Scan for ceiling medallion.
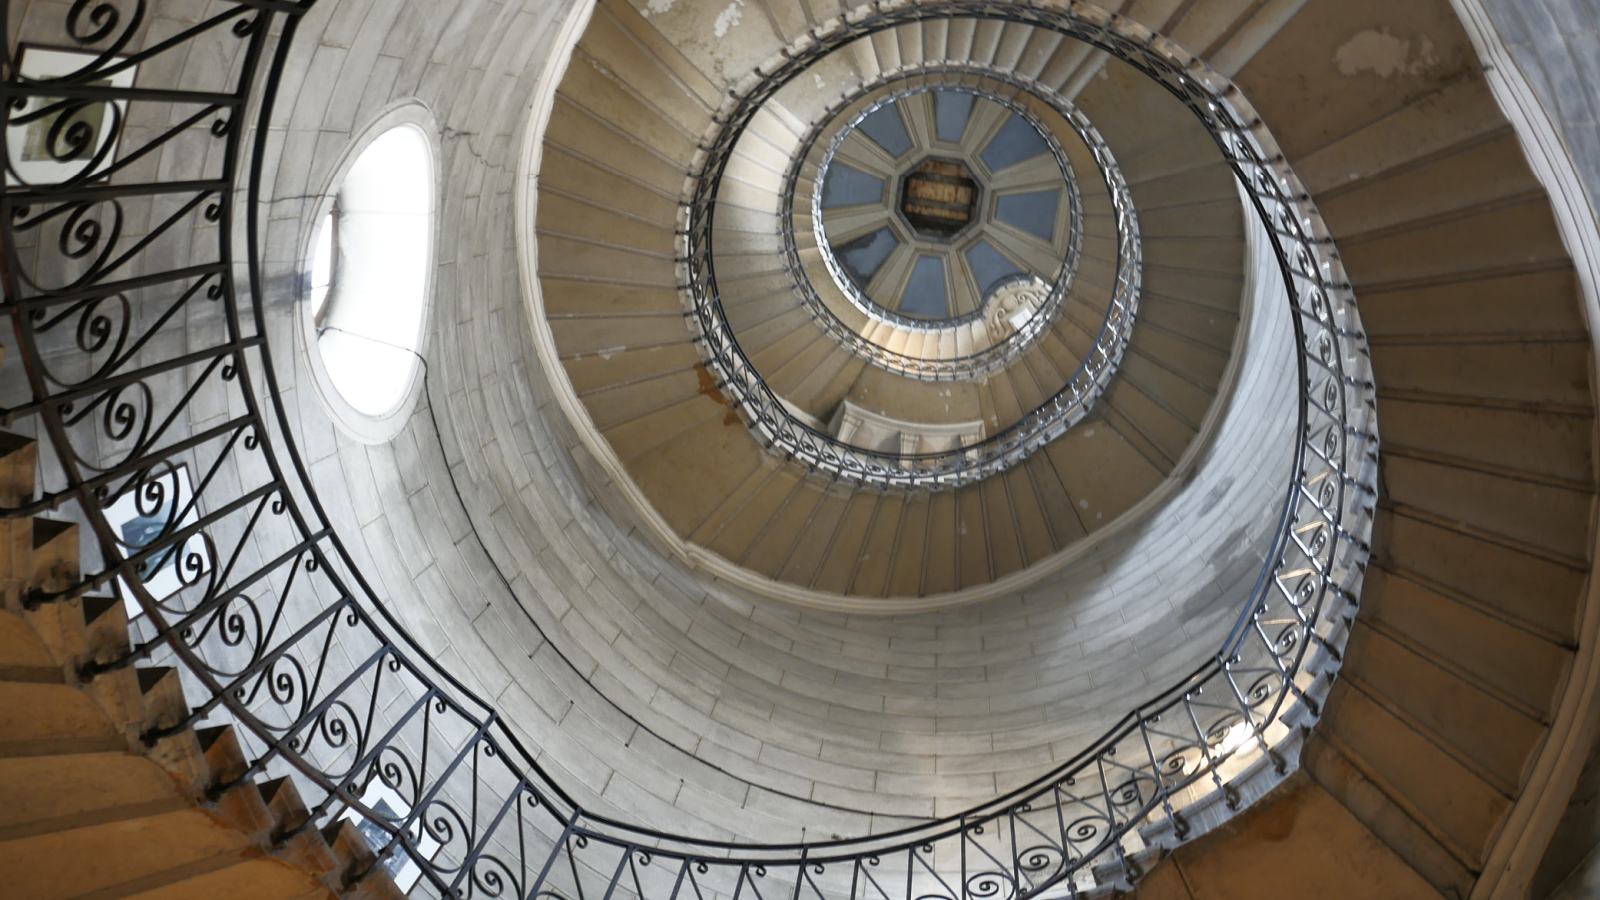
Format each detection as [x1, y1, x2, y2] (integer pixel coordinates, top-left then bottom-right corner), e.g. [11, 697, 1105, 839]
[899, 157, 981, 239]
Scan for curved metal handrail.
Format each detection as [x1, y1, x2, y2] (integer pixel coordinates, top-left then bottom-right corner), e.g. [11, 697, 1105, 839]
[0, 2, 1376, 899]
[697, 63, 1138, 488]
[801, 80, 1082, 344]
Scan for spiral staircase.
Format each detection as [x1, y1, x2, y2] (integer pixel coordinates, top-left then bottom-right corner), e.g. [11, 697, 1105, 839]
[532, 0, 1594, 893]
[2, 0, 1598, 899]
[538, 9, 1247, 596]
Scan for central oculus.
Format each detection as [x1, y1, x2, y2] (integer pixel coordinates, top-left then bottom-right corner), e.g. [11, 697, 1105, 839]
[899, 157, 979, 238]
[811, 86, 1078, 327]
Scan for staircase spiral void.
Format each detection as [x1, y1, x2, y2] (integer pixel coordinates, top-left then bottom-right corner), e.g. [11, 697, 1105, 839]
[0, 0, 1595, 899]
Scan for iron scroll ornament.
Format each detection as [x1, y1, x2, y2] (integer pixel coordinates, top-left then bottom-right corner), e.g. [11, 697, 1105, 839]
[1, 2, 1376, 899]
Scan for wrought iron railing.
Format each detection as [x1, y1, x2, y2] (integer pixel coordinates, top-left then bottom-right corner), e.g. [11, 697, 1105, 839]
[2, 2, 1375, 900]
[695, 63, 1138, 488]
[796, 78, 1085, 357]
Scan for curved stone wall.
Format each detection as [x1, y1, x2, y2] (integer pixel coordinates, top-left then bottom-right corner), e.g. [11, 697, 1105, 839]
[212, 0, 1296, 845]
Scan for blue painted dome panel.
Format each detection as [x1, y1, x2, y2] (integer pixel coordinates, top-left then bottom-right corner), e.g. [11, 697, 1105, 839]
[822, 164, 886, 208]
[900, 256, 949, 318]
[996, 190, 1060, 241]
[837, 226, 899, 286]
[858, 104, 914, 157]
[980, 113, 1050, 172]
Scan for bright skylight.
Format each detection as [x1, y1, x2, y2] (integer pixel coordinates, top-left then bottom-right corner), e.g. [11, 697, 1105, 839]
[313, 126, 432, 418]
[310, 208, 334, 323]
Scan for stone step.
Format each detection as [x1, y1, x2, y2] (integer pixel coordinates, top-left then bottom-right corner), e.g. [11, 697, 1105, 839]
[0, 752, 186, 841]
[763, 329, 843, 397]
[811, 491, 886, 595]
[1320, 674, 1510, 870]
[574, 8, 715, 136]
[0, 681, 126, 757]
[1360, 565, 1568, 717]
[0, 431, 38, 507]
[0, 807, 255, 900]
[774, 488, 855, 588]
[955, 486, 990, 590]
[29, 518, 80, 595]
[0, 608, 61, 683]
[624, 400, 770, 536]
[319, 819, 406, 900]
[260, 777, 342, 882]
[784, 344, 864, 416]
[917, 491, 960, 595]
[982, 474, 1026, 579]
[740, 478, 831, 575]
[1040, 416, 1165, 532]
[703, 466, 808, 565]
[1003, 357, 1049, 413]
[113, 857, 334, 900]
[135, 667, 189, 740]
[1003, 463, 1058, 565]
[852, 491, 909, 596]
[884, 492, 933, 597]
[0, 356, 390, 900]
[1302, 732, 1476, 898]
[1342, 620, 1545, 797]
[1025, 453, 1087, 549]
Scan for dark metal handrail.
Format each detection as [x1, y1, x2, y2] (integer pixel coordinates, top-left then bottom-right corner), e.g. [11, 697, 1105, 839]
[1, 2, 1376, 900]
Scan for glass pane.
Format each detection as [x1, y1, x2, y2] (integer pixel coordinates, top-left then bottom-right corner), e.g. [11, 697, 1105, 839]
[822, 164, 885, 208]
[980, 113, 1050, 171]
[857, 103, 913, 157]
[836, 226, 899, 287]
[934, 90, 975, 144]
[900, 255, 949, 318]
[965, 240, 1023, 294]
[995, 190, 1059, 241]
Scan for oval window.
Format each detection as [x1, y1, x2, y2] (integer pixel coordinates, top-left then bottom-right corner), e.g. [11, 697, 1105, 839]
[314, 125, 432, 416]
[301, 110, 437, 443]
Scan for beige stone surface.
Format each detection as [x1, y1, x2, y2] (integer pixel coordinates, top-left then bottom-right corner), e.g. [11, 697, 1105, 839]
[1132, 774, 1446, 900]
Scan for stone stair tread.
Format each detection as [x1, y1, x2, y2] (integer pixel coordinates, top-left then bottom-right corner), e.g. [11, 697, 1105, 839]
[853, 493, 907, 597]
[0, 807, 255, 900]
[885, 493, 933, 598]
[320, 820, 407, 900]
[776, 490, 854, 588]
[1303, 734, 1477, 898]
[741, 478, 830, 574]
[1343, 621, 1545, 794]
[0, 609, 62, 679]
[115, 857, 334, 900]
[0, 681, 125, 754]
[0, 430, 38, 507]
[981, 477, 1026, 579]
[0, 752, 185, 838]
[1376, 509, 1584, 644]
[1360, 566, 1568, 717]
[1321, 680, 1509, 865]
[812, 493, 883, 595]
